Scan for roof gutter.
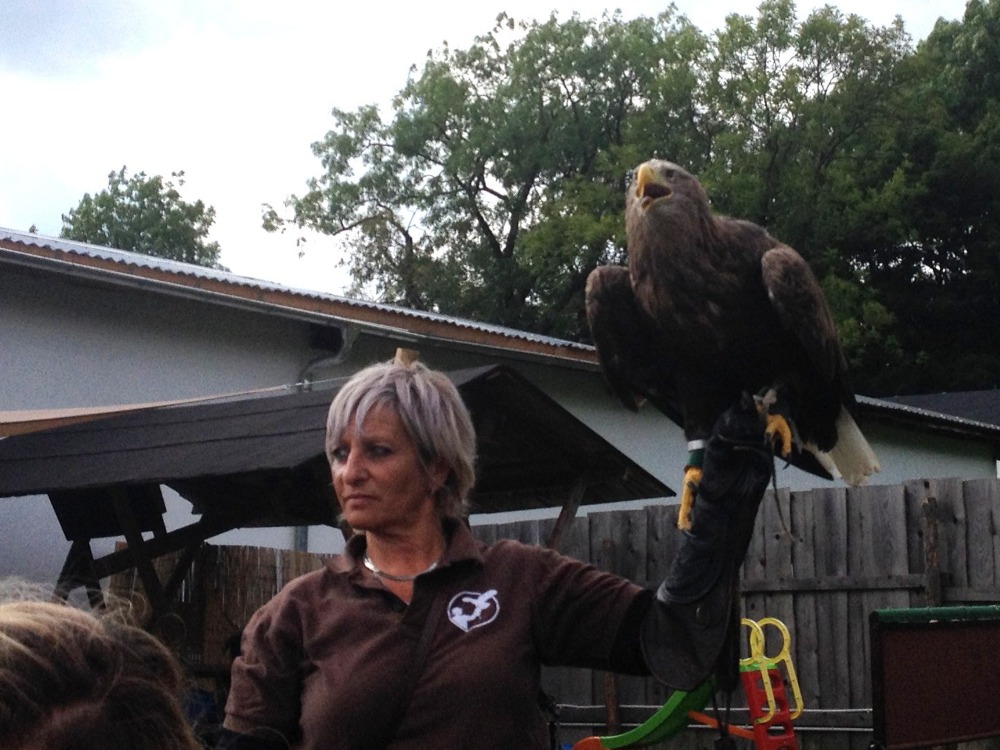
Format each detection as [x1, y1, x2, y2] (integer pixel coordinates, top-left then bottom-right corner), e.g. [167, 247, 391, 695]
[0, 245, 600, 371]
[858, 396, 1000, 441]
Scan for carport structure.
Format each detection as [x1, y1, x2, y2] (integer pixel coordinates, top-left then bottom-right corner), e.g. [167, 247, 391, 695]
[0, 364, 671, 622]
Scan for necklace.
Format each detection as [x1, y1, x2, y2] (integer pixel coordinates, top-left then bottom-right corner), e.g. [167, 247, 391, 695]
[363, 553, 438, 582]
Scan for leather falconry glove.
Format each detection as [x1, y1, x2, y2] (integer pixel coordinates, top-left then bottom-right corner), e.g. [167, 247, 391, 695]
[640, 394, 772, 692]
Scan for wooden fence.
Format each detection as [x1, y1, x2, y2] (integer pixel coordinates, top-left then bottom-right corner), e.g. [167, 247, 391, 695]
[111, 477, 1000, 749]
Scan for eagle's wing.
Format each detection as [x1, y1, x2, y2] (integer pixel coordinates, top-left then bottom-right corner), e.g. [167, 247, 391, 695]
[585, 264, 683, 424]
[760, 244, 847, 392]
[761, 244, 880, 483]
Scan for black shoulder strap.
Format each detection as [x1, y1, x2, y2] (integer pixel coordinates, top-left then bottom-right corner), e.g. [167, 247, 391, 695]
[370, 588, 448, 749]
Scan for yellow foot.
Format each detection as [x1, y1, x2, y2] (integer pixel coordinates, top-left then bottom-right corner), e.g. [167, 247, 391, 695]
[764, 413, 793, 457]
[677, 466, 702, 531]
[755, 389, 795, 457]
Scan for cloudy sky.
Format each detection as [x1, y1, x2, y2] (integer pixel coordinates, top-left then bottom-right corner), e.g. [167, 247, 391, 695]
[1, 0, 969, 296]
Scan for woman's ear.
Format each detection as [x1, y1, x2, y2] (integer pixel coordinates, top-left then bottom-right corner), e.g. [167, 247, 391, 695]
[427, 457, 449, 493]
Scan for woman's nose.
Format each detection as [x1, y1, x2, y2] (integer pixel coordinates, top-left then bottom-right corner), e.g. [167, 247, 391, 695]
[338, 449, 367, 483]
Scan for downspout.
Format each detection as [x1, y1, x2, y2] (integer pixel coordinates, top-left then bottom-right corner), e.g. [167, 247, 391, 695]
[297, 324, 358, 392]
[293, 325, 357, 551]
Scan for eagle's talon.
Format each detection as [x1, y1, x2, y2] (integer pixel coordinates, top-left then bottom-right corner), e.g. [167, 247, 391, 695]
[677, 465, 702, 530]
[764, 413, 793, 457]
[754, 389, 794, 457]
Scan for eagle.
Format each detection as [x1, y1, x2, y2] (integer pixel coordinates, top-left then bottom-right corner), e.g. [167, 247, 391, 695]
[586, 159, 879, 529]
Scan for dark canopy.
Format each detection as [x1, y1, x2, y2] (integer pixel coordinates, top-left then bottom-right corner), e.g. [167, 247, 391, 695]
[0, 365, 671, 540]
[0, 364, 671, 610]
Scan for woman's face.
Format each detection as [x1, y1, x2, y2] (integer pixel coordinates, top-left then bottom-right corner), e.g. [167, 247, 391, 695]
[330, 403, 446, 534]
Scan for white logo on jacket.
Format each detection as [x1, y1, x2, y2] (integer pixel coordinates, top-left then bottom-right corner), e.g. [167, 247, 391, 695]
[447, 589, 499, 632]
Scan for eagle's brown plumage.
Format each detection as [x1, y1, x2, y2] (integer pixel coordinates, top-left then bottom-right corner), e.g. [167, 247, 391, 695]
[586, 159, 878, 516]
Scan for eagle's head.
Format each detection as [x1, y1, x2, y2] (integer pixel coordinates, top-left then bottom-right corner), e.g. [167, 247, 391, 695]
[625, 160, 711, 247]
[632, 160, 675, 210]
[627, 159, 707, 212]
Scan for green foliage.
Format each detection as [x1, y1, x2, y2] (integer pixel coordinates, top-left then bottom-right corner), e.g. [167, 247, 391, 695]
[269, 9, 708, 334]
[62, 167, 224, 269]
[270, 0, 1000, 394]
[843, 0, 1000, 392]
[820, 275, 904, 394]
[698, 2, 914, 268]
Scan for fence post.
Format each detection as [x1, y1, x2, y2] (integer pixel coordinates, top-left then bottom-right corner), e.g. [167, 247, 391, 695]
[922, 496, 943, 607]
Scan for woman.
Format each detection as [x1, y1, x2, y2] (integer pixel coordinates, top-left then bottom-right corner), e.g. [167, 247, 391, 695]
[0, 597, 202, 750]
[222, 357, 770, 749]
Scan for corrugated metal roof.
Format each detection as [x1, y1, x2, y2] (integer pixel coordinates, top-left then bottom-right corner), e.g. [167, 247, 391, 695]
[882, 391, 1000, 428]
[0, 229, 237, 282]
[0, 365, 672, 524]
[858, 394, 1000, 437]
[0, 227, 593, 358]
[3, 227, 999, 440]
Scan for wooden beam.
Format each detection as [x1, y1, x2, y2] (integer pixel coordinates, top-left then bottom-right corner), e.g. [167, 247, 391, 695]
[942, 587, 1000, 603]
[545, 475, 588, 552]
[394, 347, 420, 364]
[111, 487, 168, 622]
[90, 514, 235, 579]
[740, 574, 926, 594]
[161, 542, 203, 603]
[53, 539, 106, 609]
[922, 495, 943, 606]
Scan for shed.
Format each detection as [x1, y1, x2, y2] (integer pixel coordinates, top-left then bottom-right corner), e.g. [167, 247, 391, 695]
[0, 364, 670, 615]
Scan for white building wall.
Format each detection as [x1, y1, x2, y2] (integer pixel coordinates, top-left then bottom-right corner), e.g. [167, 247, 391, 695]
[1, 265, 328, 582]
[2, 261, 997, 586]
[1, 265, 313, 406]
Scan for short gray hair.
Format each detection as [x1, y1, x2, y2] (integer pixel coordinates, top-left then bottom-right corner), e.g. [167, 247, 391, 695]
[326, 359, 477, 520]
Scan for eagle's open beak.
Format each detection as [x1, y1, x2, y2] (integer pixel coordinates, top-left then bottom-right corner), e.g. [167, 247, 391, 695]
[636, 163, 673, 209]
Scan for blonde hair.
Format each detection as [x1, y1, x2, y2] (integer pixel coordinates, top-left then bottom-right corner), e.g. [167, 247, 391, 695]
[326, 359, 477, 519]
[0, 599, 201, 750]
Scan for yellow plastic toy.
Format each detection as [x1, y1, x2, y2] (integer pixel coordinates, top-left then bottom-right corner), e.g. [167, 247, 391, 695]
[570, 617, 802, 750]
[734, 617, 802, 749]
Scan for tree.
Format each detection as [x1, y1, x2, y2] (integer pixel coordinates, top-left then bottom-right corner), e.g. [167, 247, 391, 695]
[691, 0, 916, 394]
[696, 1, 914, 258]
[268, 1, 1000, 394]
[62, 167, 225, 269]
[265, 10, 708, 338]
[268, 5, 909, 343]
[841, 0, 1000, 393]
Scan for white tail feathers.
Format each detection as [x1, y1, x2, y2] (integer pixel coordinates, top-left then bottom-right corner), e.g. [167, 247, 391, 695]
[805, 445, 841, 480]
[819, 408, 880, 485]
